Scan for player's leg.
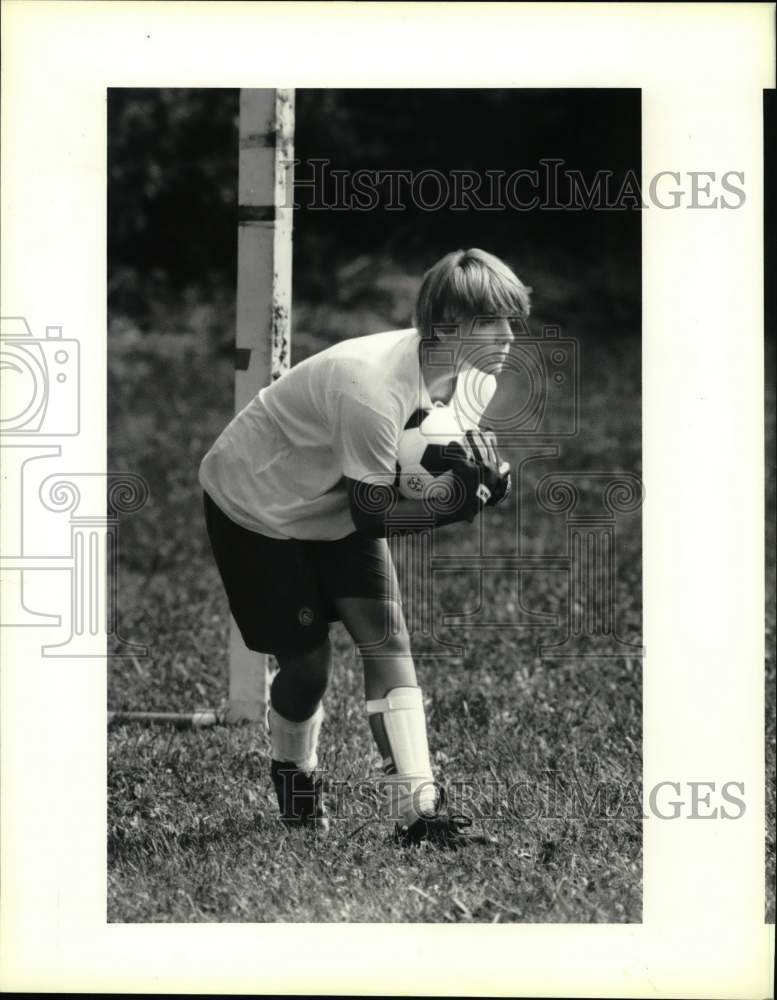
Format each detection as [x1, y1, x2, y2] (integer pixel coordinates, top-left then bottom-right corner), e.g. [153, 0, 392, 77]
[267, 637, 332, 830]
[265, 617, 333, 832]
[272, 637, 332, 723]
[202, 491, 329, 830]
[310, 531, 437, 829]
[333, 593, 438, 824]
[322, 534, 496, 847]
[335, 593, 493, 848]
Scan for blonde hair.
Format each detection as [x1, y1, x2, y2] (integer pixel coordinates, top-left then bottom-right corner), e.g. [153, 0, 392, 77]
[413, 248, 532, 341]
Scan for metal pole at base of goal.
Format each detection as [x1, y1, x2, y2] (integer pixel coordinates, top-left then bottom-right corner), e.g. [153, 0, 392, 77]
[226, 88, 294, 725]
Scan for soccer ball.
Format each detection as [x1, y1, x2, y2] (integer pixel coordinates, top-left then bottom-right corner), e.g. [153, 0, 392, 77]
[395, 365, 499, 501]
[396, 404, 472, 501]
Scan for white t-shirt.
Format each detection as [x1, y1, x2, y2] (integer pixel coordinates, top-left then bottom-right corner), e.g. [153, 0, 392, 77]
[198, 327, 495, 540]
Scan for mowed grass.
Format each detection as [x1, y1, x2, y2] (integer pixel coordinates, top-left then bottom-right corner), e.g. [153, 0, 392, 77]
[107, 300, 644, 922]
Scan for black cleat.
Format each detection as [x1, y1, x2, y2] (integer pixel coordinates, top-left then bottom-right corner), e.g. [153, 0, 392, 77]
[393, 786, 498, 850]
[270, 760, 330, 834]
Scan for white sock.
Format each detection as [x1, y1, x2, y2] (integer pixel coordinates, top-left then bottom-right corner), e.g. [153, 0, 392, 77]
[366, 686, 437, 826]
[268, 703, 323, 773]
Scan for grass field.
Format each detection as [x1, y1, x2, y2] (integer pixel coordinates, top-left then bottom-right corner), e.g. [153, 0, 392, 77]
[107, 262, 650, 923]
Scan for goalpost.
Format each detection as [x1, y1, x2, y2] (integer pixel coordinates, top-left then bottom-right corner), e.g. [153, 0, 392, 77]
[109, 90, 294, 731]
[226, 88, 295, 724]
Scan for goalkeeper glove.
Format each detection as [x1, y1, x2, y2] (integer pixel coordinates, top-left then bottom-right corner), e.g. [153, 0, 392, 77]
[464, 428, 511, 507]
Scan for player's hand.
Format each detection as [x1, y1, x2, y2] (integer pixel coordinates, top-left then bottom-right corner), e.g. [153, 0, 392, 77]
[464, 429, 511, 507]
[436, 443, 481, 522]
[442, 441, 500, 523]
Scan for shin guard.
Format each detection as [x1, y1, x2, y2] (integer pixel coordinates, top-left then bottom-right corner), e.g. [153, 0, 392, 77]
[268, 703, 323, 773]
[366, 686, 436, 825]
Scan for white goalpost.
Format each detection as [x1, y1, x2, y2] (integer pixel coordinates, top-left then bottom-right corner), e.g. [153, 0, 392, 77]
[227, 88, 295, 724]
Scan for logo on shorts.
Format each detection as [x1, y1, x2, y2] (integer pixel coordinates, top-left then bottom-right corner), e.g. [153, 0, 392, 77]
[298, 606, 315, 627]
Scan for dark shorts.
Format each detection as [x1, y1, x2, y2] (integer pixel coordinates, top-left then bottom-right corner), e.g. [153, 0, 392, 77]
[202, 491, 395, 657]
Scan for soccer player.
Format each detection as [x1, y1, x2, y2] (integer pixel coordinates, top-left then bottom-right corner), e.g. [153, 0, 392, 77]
[199, 248, 530, 847]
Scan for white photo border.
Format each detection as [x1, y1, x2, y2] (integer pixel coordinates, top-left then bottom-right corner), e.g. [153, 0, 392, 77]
[1, 1, 774, 995]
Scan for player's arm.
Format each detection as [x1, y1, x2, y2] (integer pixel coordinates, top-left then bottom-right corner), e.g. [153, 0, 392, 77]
[333, 391, 473, 536]
[345, 434, 510, 537]
[345, 473, 481, 538]
[335, 393, 508, 537]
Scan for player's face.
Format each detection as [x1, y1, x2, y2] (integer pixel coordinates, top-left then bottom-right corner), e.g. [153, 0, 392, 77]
[459, 317, 515, 374]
